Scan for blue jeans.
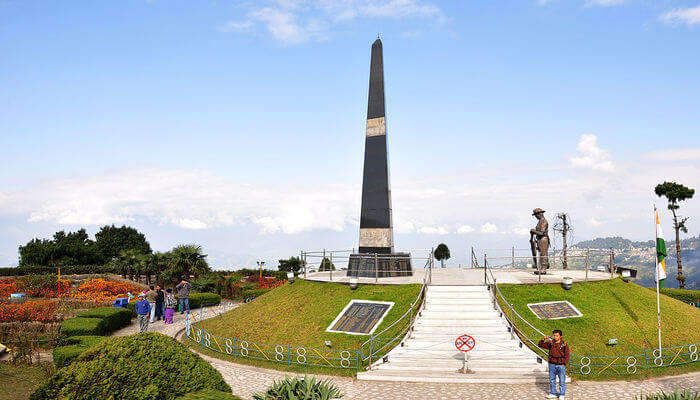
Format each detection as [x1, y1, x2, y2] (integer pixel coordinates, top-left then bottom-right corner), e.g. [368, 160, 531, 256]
[179, 298, 189, 314]
[548, 363, 566, 396]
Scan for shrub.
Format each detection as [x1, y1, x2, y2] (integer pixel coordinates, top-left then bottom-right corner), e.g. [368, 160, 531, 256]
[252, 377, 342, 400]
[240, 288, 271, 300]
[635, 389, 698, 400]
[76, 306, 133, 332]
[176, 389, 243, 400]
[60, 317, 106, 337]
[52, 335, 107, 367]
[191, 274, 219, 294]
[31, 333, 231, 400]
[660, 288, 699, 305]
[188, 293, 221, 309]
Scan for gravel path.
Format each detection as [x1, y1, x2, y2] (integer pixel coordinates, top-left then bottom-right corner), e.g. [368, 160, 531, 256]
[112, 304, 700, 400]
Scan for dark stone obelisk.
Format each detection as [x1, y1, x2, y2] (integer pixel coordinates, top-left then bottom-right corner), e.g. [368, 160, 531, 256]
[359, 38, 393, 254]
[347, 38, 412, 278]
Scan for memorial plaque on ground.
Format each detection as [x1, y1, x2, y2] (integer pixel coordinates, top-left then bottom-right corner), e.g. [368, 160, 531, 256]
[527, 301, 582, 320]
[326, 300, 394, 335]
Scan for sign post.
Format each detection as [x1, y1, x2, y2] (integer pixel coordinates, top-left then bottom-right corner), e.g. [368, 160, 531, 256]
[455, 334, 476, 374]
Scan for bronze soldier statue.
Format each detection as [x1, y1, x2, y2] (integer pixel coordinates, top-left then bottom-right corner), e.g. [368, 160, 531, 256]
[530, 208, 550, 271]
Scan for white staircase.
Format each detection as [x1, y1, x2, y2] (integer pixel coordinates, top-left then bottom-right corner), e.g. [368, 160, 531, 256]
[357, 284, 550, 383]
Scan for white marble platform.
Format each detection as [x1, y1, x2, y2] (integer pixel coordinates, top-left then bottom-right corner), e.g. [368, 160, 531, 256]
[302, 267, 613, 286]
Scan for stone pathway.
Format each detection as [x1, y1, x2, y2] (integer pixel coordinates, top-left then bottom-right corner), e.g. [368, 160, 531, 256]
[113, 304, 700, 400]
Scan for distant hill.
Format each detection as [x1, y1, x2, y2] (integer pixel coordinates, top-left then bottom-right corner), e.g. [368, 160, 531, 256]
[573, 236, 699, 290]
[574, 236, 653, 250]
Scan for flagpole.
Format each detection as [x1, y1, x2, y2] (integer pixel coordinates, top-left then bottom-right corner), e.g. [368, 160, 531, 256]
[654, 205, 662, 356]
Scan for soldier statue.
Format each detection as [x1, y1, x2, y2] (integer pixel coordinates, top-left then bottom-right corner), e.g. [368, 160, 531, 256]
[530, 208, 550, 272]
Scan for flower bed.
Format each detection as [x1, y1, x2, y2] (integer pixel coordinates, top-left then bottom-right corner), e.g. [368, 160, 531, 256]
[0, 299, 61, 323]
[69, 278, 141, 302]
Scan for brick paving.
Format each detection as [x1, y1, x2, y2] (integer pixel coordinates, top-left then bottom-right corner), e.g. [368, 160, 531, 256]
[113, 303, 700, 400]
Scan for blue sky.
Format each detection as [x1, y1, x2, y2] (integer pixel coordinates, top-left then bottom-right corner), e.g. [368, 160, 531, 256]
[1, 0, 699, 268]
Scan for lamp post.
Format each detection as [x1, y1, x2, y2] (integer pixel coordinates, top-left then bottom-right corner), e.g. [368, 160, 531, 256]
[257, 261, 265, 283]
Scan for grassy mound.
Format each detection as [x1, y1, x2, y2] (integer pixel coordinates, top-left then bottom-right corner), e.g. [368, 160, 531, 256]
[52, 335, 107, 367]
[497, 278, 700, 380]
[189, 279, 421, 375]
[32, 333, 231, 400]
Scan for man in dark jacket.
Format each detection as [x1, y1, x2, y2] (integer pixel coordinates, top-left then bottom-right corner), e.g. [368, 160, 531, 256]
[538, 329, 570, 399]
[155, 285, 165, 321]
[175, 280, 191, 314]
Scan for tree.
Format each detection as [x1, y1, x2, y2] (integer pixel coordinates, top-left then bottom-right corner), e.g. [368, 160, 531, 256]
[110, 249, 146, 282]
[95, 225, 152, 263]
[655, 181, 695, 289]
[19, 229, 101, 267]
[278, 257, 305, 274]
[434, 243, 450, 268]
[318, 257, 335, 271]
[553, 213, 573, 269]
[164, 244, 210, 282]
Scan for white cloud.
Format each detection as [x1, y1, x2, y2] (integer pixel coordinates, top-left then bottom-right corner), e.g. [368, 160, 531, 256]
[588, 217, 602, 227]
[217, 20, 254, 32]
[660, 6, 700, 26]
[480, 222, 498, 233]
[248, 7, 312, 45]
[1, 168, 357, 234]
[510, 227, 531, 236]
[584, 0, 626, 7]
[219, 0, 445, 44]
[644, 148, 700, 162]
[178, 218, 208, 230]
[457, 225, 475, 234]
[570, 134, 616, 172]
[418, 226, 450, 235]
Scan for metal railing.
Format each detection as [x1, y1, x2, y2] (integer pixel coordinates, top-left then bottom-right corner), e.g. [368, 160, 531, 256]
[299, 248, 432, 283]
[185, 254, 433, 371]
[477, 251, 700, 375]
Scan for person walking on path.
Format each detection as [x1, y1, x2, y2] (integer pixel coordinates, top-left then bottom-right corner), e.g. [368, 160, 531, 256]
[538, 329, 570, 400]
[146, 285, 158, 323]
[155, 285, 165, 321]
[175, 280, 191, 314]
[135, 293, 151, 333]
[164, 288, 176, 324]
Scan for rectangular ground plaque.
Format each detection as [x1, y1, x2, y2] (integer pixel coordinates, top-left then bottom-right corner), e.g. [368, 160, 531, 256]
[527, 301, 582, 320]
[326, 300, 394, 335]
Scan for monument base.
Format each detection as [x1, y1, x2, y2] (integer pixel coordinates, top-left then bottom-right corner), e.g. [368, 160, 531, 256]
[347, 253, 413, 278]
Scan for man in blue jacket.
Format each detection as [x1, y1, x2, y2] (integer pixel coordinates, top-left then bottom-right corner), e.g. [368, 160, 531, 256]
[135, 293, 151, 333]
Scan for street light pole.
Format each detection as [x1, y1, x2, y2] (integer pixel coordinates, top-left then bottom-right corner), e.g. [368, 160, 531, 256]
[257, 261, 265, 283]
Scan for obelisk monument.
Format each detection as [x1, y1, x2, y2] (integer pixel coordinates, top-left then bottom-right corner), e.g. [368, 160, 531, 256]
[359, 38, 393, 254]
[348, 38, 412, 278]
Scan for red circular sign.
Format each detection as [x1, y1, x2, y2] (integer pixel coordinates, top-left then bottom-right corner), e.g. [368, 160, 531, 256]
[455, 334, 476, 352]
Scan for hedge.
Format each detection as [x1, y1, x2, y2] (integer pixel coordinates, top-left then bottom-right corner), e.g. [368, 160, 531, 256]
[52, 336, 107, 367]
[76, 307, 133, 332]
[660, 288, 699, 305]
[60, 317, 106, 337]
[187, 293, 221, 309]
[31, 333, 231, 400]
[176, 389, 243, 400]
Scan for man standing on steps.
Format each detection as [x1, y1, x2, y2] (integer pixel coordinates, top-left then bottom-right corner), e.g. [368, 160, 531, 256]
[176, 279, 191, 315]
[538, 329, 570, 400]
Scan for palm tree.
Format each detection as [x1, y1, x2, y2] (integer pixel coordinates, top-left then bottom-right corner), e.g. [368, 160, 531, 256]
[111, 249, 146, 282]
[168, 244, 210, 281]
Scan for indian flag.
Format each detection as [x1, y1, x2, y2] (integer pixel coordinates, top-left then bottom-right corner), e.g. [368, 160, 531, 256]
[655, 210, 667, 288]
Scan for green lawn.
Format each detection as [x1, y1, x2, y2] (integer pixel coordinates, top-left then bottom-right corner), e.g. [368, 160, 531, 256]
[496, 278, 700, 380]
[0, 363, 53, 400]
[185, 279, 422, 376]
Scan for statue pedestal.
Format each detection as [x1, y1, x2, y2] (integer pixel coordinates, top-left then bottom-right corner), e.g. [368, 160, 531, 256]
[347, 253, 413, 278]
